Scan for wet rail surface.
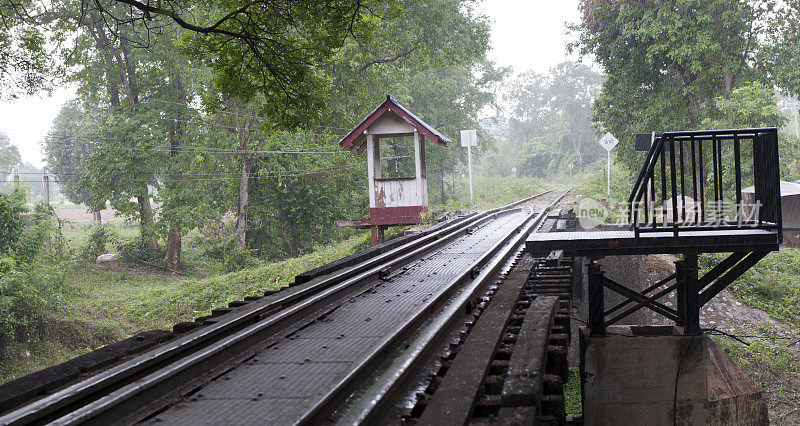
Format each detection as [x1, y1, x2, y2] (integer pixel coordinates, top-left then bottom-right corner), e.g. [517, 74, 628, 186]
[0, 190, 569, 426]
[145, 210, 533, 425]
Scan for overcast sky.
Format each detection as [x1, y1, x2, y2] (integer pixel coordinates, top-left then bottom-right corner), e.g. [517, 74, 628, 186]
[0, 0, 583, 167]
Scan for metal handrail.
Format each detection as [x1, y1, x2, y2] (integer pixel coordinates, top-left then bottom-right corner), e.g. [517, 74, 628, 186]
[627, 128, 781, 240]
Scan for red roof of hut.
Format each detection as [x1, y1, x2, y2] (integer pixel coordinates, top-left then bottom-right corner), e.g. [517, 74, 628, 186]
[338, 95, 451, 152]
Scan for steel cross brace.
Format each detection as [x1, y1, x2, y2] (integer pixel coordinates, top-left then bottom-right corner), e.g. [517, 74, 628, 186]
[587, 251, 769, 336]
[602, 276, 680, 322]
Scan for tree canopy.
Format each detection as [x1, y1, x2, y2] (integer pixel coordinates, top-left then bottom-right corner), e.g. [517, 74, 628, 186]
[26, 0, 498, 266]
[572, 0, 783, 171]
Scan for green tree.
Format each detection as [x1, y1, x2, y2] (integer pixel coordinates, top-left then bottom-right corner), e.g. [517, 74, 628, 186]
[572, 0, 776, 171]
[767, 1, 800, 97]
[704, 82, 785, 129]
[315, 0, 503, 205]
[494, 62, 604, 177]
[43, 101, 103, 218]
[0, 2, 56, 99]
[2, 0, 390, 124]
[0, 133, 21, 180]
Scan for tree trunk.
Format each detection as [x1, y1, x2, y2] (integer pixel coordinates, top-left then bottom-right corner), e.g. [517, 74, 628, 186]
[164, 225, 181, 271]
[440, 168, 446, 204]
[236, 155, 253, 250]
[93, 210, 102, 223]
[724, 72, 735, 94]
[229, 98, 257, 251]
[138, 187, 159, 253]
[573, 135, 583, 165]
[161, 66, 188, 269]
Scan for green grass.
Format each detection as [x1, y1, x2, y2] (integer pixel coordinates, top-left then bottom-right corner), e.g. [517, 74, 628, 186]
[564, 366, 582, 416]
[0, 228, 373, 384]
[713, 328, 800, 424]
[701, 248, 800, 326]
[429, 174, 552, 213]
[571, 161, 633, 205]
[64, 231, 373, 334]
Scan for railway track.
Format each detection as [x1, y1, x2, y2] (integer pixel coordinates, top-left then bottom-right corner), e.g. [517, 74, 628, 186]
[0, 189, 570, 426]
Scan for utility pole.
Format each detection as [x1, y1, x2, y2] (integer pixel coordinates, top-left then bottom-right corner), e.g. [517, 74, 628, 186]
[793, 96, 799, 138]
[43, 173, 51, 253]
[43, 174, 50, 204]
[460, 130, 477, 203]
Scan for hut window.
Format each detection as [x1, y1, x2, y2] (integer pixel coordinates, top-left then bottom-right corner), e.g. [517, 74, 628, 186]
[379, 135, 416, 178]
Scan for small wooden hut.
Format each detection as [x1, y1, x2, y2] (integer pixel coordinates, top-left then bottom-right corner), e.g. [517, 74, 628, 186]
[335, 95, 451, 245]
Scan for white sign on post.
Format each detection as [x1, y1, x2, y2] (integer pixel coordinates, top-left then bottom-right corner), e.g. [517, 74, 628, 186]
[598, 132, 619, 152]
[460, 130, 477, 147]
[597, 132, 619, 196]
[460, 130, 478, 202]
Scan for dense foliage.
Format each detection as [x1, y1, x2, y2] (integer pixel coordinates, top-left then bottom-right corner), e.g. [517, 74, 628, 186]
[572, 0, 787, 173]
[0, 189, 64, 352]
[7, 0, 498, 268]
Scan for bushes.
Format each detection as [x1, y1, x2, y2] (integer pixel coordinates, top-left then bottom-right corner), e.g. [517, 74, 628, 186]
[0, 190, 27, 255]
[117, 237, 164, 264]
[80, 225, 115, 260]
[0, 258, 65, 347]
[183, 221, 260, 273]
[0, 191, 66, 352]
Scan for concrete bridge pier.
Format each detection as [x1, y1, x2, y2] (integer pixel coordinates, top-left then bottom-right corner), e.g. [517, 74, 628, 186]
[579, 325, 768, 425]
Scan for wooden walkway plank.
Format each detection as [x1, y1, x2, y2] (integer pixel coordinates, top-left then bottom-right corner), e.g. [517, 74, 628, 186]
[416, 256, 534, 426]
[501, 296, 558, 408]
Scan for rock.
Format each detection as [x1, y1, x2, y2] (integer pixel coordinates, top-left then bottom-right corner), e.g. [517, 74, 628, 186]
[96, 253, 120, 265]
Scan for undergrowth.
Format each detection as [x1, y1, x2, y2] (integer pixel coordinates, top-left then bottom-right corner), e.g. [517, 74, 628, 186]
[564, 366, 582, 416]
[0, 231, 372, 384]
[700, 248, 800, 326]
[713, 326, 800, 425]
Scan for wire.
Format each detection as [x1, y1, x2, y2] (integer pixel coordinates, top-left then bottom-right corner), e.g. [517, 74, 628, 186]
[5, 131, 349, 155]
[148, 98, 357, 132]
[673, 330, 703, 426]
[705, 329, 795, 342]
[570, 316, 589, 326]
[705, 328, 751, 346]
[4, 165, 363, 183]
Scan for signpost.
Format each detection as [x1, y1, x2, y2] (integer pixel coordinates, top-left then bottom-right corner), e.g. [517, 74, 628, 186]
[460, 130, 477, 202]
[598, 132, 619, 196]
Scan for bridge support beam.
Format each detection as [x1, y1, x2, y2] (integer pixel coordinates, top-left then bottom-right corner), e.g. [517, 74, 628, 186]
[587, 261, 605, 335]
[676, 254, 700, 335]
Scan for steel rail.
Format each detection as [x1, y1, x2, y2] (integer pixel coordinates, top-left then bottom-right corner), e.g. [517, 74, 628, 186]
[335, 188, 571, 425]
[0, 190, 554, 426]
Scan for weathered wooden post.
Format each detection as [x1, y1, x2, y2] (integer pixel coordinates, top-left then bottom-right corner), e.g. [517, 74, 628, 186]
[43, 174, 51, 253]
[43, 174, 50, 204]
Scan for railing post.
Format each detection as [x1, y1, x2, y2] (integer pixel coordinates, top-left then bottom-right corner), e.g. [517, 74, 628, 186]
[675, 259, 685, 328]
[753, 129, 782, 241]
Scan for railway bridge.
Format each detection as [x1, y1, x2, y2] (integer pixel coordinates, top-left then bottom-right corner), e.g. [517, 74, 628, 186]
[0, 127, 782, 425]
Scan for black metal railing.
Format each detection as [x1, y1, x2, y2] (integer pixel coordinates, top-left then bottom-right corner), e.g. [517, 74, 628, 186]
[627, 128, 781, 239]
